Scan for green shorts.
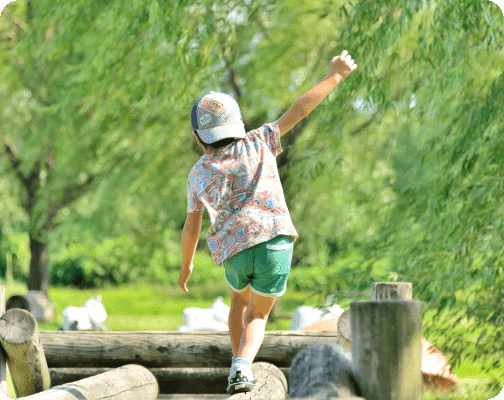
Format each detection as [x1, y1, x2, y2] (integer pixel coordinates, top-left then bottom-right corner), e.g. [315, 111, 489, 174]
[222, 235, 294, 297]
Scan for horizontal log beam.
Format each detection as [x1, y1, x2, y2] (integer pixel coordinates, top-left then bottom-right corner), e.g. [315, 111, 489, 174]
[50, 366, 291, 394]
[39, 331, 337, 368]
[18, 364, 158, 400]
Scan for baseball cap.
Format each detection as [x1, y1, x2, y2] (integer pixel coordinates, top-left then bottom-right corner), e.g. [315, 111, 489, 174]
[191, 91, 246, 144]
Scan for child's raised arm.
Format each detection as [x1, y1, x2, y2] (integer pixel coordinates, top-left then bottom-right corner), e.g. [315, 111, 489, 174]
[277, 50, 357, 137]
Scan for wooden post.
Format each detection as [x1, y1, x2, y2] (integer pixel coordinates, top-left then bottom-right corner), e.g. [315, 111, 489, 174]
[17, 364, 158, 400]
[0, 308, 51, 397]
[351, 300, 423, 400]
[289, 343, 361, 399]
[0, 286, 6, 397]
[38, 331, 338, 368]
[371, 282, 412, 301]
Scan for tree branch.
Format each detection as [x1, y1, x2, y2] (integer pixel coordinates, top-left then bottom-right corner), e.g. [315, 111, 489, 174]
[47, 175, 96, 218]
[3, 138, 29, 187]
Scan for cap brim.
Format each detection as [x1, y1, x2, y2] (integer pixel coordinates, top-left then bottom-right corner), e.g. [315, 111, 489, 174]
[197, 122, 246, 144]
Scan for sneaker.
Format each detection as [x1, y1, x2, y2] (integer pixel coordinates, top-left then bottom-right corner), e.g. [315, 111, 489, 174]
[226, 368, 258, 395]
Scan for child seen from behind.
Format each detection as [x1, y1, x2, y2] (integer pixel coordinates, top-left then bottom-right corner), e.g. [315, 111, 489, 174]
[180, 50, 357, 395]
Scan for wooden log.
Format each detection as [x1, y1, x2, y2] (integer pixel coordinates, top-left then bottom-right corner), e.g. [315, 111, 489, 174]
[6, 291, 54, 321]
[39, 330, 338, 368]
[337, 309, 351, 352]
[49, 366, 291, 394]
[227, 362, 287, 400]
[351, 300, 423, 400]
[18, 364, 158, 400]
[371, 282, 412, 301]
[289, 343, 361, 399]
[0, 286, 7, 397]
[337, 282, 412, 354]
[0, 308, 51, 397]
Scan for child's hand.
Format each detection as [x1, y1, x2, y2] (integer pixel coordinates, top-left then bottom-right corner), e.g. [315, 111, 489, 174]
[178, 263, 194, 293]
[330, 50, 357, 79]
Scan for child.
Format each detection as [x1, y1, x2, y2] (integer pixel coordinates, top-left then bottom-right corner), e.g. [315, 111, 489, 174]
[179, 50, 357, 395]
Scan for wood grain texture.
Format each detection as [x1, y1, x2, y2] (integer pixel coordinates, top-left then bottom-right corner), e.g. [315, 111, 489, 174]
[39, 331, 338, 368]
[19, 364, 158, 400]
[289, 343, 360, 399]
[371, 282, 412, 301]
[0, 308, 51, 397]
[49, 366, 291, 394]
[227, 362, 287, 400]
[351, 301, 422, 400]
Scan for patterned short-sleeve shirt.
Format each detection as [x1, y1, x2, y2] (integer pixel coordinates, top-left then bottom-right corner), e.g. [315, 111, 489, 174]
[187, 120, 298, 265]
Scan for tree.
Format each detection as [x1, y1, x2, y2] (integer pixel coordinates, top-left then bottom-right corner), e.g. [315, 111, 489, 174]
[0, 0, 244, 292]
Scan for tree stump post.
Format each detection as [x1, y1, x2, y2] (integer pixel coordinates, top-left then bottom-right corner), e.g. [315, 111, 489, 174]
[0, 308, 51, 397]
[371, 282, 412, 301]
[351, 300, 423, 400]
[0, 286, 7, 397]
[17, 364, 158, 400]
[227, 362, 287, 400]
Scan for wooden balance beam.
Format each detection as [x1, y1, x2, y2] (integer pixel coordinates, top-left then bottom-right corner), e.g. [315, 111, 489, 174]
[49, 366, 291, 394]
[39, 330, 338, 368]
[17, 364, 158, 400]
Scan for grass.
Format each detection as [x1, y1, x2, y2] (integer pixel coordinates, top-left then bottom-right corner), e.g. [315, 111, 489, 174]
[0, 278, 502, 399]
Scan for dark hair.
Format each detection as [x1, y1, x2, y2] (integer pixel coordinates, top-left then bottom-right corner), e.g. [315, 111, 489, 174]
[194, 130, 237, 151]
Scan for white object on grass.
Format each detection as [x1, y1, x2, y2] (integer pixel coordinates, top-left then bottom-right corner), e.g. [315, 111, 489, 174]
[177, 296, 230, 331]
[62, 295, 108, 331]
[290, 296, 344, 331]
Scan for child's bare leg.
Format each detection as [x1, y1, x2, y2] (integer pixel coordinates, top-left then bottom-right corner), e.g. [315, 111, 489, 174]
[237, 291, 277, 363]
[229, 286, 251, 358]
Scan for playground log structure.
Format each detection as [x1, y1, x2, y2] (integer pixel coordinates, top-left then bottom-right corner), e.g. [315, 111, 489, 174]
[0, 283, 423, 400]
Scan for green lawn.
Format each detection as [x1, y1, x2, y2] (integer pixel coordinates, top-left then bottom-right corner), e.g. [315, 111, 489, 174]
[0, 279, 502, 399]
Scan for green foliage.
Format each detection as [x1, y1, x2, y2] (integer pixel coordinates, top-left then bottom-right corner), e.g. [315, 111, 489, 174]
[1, 0, 504, 375]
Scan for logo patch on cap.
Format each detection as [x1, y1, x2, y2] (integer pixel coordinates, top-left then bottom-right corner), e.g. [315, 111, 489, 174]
[199, 114, 213, 126]
[198, 97, 223, 116]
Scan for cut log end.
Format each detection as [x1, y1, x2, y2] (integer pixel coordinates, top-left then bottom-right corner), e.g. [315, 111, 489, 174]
[371, 282, 412, 301]
[227, 362, 287, 400]
[0, 308, 38, 344]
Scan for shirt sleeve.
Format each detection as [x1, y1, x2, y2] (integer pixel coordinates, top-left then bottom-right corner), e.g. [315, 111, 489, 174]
[187, 168, 204, 213]
[246, 120, 283, 157]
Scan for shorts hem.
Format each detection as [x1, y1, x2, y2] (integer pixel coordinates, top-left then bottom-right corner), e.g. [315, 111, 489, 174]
[250, 285, 286, 297]
[227, 281, 251, 293]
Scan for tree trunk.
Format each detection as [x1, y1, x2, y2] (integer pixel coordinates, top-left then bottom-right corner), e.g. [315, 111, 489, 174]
[28, 233, 50, 294]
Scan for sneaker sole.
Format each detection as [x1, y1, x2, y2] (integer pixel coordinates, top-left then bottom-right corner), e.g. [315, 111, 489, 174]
[227, 380, 254, 395]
